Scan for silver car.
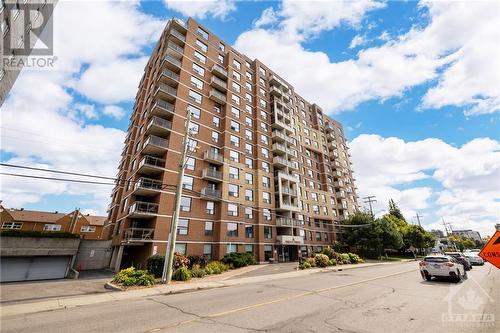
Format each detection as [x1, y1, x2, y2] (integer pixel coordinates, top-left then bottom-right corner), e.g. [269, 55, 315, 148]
[464, 253, 484, 265]
[419, 255, 467, 282]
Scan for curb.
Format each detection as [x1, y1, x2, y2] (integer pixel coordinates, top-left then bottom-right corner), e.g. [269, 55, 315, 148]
[104, 282, 124, 291]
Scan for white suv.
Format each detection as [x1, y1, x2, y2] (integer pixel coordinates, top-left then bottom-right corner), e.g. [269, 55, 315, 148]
[419, 255, 467, 282]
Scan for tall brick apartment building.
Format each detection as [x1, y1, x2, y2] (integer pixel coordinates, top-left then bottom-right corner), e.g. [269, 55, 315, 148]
[106, 18, 358, 271]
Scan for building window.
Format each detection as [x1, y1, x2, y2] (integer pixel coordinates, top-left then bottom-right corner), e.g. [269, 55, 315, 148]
[245, 143, 253, 155]
[245, 225, 254, 238]
[204, 221, 213, 236]
[182, 175, 194, 190]
[264, 245, 273, 260]
[245, 129, 252, 140]
[219, 42, 225, 52]
[175, 243, 187, 255]
[245, 172, 253, 185]
[232, 94, 240, 105]
[245, 189, 253, 201]
[227, 244, 237, 253]
[315, 232, 321, 241]
[228, 203, 238, 216]
[245, 207, 253, 219]
[262, 162, 270, 172]
[2, 222, 22, 229]
[230, 150, 239, 163]
[213, 116, 220, 127]
[197, 27, 209, 39]
[227, 222, 238, 236]
[232, 81, 241, 93]
[194, 50, 206, 64]
[231, 106, 240, 118]
[190, 76, 203, 89]
[80, 226, 96, 233]
[263, 209, 271, 220]
[203, 244, 212, 259]
[230, 134, 240, 147]
[230, 120, 240, 132]
[177, 219, 189, 235]
[180, 196, 191, 212]
[228, 184, 239, 197]
[233, 59, 241, 70]
[229, 166, 239, 179]
[263, 192, 271, 204]
[186, 157, 195, 171]
[245, 244, 254, 253]
[261, 148, 269, 158]
[264, 226, 272, 239]
[262, 176, 270, 187]
[206, 201, 215, 215]
[245, 157, 253, 168]
[212, 131, 219, 143]
[186, 105, 200, 119]
[196, 39, 208, 52]
[44, 224, 61, 231]
[192, 63, 205, 76]
[189, 90, 202, 104]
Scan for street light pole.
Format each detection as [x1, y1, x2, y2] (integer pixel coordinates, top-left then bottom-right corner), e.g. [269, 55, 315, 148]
[162, 110, 192, 284]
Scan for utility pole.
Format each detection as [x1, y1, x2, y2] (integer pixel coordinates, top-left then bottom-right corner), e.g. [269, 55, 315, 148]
[362, 196, 377, 217]
[414, 213, 423, 227]
[162, 110, 192, 284]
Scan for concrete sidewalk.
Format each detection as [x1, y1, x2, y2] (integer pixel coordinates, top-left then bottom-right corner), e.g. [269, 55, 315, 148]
[0, 260, 415, 318]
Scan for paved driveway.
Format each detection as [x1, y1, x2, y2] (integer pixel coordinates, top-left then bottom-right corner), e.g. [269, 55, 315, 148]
[0, 269, 114, 304]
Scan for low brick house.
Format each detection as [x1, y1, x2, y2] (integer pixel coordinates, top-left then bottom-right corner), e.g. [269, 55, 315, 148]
[0, 205, 107, 239]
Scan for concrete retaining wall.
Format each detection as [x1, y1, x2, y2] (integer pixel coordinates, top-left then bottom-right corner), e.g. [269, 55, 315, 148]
[0, 237, 81, 256]
[75, 239, 112, 270]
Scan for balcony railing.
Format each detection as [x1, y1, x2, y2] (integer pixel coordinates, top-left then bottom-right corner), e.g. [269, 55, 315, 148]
[204, 150, 224, 164]
[138, 156, 165, 172]
[167, 42, 184, 55]
[147, 116, 172, 133]
[161, 68, 180, 82]
[164, 54, 182, 69]
[151, 99, 175, 117]
[276, 235, 304, 245]
[124, 228, 154, 242]
[209, 89, 227, 104]
[276, 217, 301, 227]
[211, 64, 227, 79]
[156, 83, 177, 98]
[210, 76, 227, 91]
[128, 201, 159, 215]
[201, 188, 222, 200]
[134, 178, 163, 192]
[281, 187, 297, 196]
[143, 135, 168, 149]
[170, 29, 186, 42]
[202, 168, 223, 181]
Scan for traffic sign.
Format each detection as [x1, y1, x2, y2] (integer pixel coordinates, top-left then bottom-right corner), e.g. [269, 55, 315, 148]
[479, 231, 500, 269]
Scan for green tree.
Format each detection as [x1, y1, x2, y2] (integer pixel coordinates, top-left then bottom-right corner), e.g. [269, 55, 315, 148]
[402, 225, 436, 250]
[377, 215, 404, 253]
[388, 199, 405, 221]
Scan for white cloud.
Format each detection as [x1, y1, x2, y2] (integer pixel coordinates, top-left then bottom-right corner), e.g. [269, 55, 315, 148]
[350, 134, 500, 236]
[0, 0, 163, 214]
[72, 57, 148, 104]
[349, 34, 367, 49]
[234, 1, 500, 115]
[163, 0, 236, 19]
[103, 105, 126, 120]
[254, 7, 277, 28]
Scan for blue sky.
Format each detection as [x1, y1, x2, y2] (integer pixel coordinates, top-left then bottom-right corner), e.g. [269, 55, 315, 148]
[1, 0, 498, 236]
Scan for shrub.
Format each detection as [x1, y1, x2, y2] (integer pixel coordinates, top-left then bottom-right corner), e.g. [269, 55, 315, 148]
[303, 261, 311, 269]
[338, 253, 351, 264]
[173, 252, 190, 270]
[190, 264, 206, 278]
[348, 253, 364, 264]
[222, 252, 256, 268]
[205, 261, 229, 275]
[314, 253, 330, 267]
[322, 247, 337, 260]
[172, 266, 191, 281]
[188, 255, 208, 269]
[305, 257, 316, 267]
[147, 255, 165, 278]
[328, 259, 337, 266]
[113, 267, 155, 287]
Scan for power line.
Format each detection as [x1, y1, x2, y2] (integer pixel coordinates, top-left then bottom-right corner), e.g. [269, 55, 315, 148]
[0, 172, 116, 186]
[0, 163, 117, 181]
[362, 195, 377, 217]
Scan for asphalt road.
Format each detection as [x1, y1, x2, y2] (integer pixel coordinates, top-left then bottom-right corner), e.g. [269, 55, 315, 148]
[1, 261, 498, 333]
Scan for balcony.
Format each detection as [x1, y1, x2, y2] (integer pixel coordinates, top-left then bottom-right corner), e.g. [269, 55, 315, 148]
[164, 54, 182, 72]
[201, 188, 222, 201]
[272, 143, 287, 155]
[273, 156, 288, 169]
[326, 123, 335, 132]
[202, 168, 223, 182]
[203, 150, 224, 165]
[211, 64, 228, 79]
[137, 156, 165, 175]
[169, 29, 186, 44]
[272, 130, 286, 142]
[154, 83, 177, 102]
[277, 200, 300, 212]
[133, 178, 163, 196]
[171, 18, 187, 32]
[123, 228, 154, 242]
[272, 118, 293, 133]
[209, 89, 227, 104]
[151, 99, 175, 118]
[276, 217, 301, 227]
[276, 235, 304, 245]
[159, 68, 180, 86]
[269, 74, 286, 87]
[270, 86, 282, 97]
[128, 201, 158, 218]
[142, 135, 168, 155]
[145, 116, 172, 136]
[210, 76, 227, 92]
[166, 42, 184, 58]
[281, 187, 297, 196]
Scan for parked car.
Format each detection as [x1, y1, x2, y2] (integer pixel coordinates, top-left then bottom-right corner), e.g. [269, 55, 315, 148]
[445, 252, 472, 271]
[419, 255, 467, 282]
[464, 253, 484, 266]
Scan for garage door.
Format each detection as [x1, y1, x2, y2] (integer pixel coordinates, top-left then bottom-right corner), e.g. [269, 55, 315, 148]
[0, 256, 70, 282]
